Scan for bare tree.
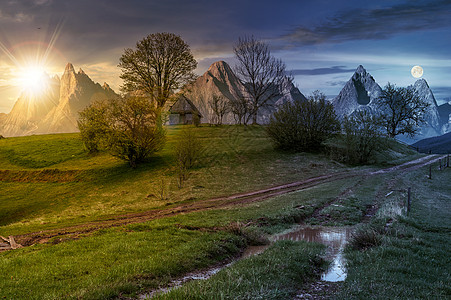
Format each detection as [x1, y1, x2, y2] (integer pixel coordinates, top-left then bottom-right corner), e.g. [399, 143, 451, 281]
[234, 36, 291, 124]
[209, 94, 229, 125]
[229, 96, 251, 125]
[378, 82, 429, 138]
[118, 32, 197, 109]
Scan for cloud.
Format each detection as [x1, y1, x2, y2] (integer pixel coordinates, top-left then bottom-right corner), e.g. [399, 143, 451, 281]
[281, 0, 451, 45]
[326, 80, 348, 87]
[289, 66, 354, 76]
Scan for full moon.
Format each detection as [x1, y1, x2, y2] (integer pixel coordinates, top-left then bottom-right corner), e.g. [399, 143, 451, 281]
[411, 65, 423, 78]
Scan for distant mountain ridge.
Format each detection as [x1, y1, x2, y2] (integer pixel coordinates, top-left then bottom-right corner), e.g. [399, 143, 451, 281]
[411, 131, 451, 154]
[0, 63, 118, 137]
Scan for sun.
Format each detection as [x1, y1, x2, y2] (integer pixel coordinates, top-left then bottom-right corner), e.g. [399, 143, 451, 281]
[18, 65, 50, 95]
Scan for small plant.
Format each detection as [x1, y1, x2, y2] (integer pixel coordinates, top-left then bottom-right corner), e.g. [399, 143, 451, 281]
[349, 225, 383, 250]
[0, 135, 5, 139]
[154, 177, 168, 201]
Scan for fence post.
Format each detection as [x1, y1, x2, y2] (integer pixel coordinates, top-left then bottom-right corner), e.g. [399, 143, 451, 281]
[429, 165, 432, 179]
[439, 159, 442, 170]
[407, 187, 411, 215]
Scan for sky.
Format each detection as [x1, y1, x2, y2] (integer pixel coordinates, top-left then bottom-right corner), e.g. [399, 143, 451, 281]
[0, 0, 451, 113]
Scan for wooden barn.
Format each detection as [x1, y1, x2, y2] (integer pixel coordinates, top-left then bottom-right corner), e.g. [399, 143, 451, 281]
[168, 95, 202, 125]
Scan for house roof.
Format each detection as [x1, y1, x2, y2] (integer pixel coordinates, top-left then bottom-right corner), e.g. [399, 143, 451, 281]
[169, 95, 202, 117]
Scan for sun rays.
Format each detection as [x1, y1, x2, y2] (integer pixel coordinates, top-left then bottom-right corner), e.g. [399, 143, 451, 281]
[0, 20, 65, 98]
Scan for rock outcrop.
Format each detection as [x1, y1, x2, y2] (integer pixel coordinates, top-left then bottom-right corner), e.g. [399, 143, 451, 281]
[182, 61, 306, 124]
[0, 63, 118, 136]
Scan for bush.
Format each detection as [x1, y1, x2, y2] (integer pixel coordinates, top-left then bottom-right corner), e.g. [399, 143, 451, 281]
[78, 100, 110, 153]
[342, 110, 386, 164]
[174, 128, 203, 187]
[266, 91, 339, 152]
[78, 96, 166, 167]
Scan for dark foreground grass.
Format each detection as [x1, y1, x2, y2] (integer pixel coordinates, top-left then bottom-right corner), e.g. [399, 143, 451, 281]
[338, 167, 451, 299]
[152, 240, 326, 300]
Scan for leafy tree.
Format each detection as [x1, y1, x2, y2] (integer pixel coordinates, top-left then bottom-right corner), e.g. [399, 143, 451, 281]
[266, 91, 340, 152]
[209, 94, 230, 125]
[118, 32, 197, 109]
[378, 82, 429, 138]
[342, 110, 385, 164]
[234, 36, 291, 124]
[78, 96, 165, 167]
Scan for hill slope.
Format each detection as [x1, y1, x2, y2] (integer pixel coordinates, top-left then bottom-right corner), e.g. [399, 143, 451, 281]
[412, 131, 451, 153]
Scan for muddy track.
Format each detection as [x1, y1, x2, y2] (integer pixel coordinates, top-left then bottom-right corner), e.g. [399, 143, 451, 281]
[6, 154, 446, 249]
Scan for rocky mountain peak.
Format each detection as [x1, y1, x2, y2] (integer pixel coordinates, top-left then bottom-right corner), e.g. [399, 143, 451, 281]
[206, 61, 236, 82]
[78, 68, 86, 75]
[413, 78, 430, 91]
[355, 65, 367, 75]
[332, 65, 382, 117]
[64, 63, 75, 75]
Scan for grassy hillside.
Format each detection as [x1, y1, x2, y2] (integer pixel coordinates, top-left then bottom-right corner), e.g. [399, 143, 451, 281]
[0, 125, 424, 299]
[0, 125, 360, 235]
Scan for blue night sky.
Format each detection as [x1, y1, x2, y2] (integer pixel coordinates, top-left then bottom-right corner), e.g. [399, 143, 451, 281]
[0, 0, 450, 113]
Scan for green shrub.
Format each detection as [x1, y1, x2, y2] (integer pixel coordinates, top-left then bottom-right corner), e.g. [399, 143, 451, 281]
[266, 91, 339, 152]
[342, 110, 386, 164]
[78, 96, 166, 167]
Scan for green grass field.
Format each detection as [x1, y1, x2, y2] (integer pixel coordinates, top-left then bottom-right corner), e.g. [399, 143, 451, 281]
[2, 125, 442, 299]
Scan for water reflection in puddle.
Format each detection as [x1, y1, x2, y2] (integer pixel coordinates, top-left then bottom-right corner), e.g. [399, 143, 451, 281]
[242, 226, 353, 282]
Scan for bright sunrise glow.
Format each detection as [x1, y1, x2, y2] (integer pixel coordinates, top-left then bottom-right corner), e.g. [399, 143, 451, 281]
[18, 65, 49, 95]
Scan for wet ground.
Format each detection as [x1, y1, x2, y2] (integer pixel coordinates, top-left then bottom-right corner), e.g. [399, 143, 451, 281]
[243, 226, 354, 282]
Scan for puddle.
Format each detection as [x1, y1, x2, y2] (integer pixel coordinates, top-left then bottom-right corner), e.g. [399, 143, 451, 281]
[142, 226, 353, 298]
[243, 226, 353, 282]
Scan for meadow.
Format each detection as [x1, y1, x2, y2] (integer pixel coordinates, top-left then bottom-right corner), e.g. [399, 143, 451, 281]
[2, 125, 447, 299]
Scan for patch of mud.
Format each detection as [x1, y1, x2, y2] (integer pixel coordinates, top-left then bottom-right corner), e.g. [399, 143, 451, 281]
[139, 262, 233, 299]
[294, 281, 341, 300]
